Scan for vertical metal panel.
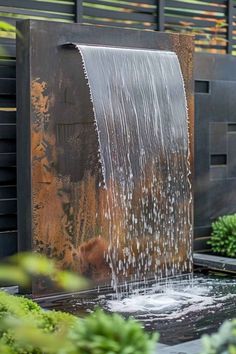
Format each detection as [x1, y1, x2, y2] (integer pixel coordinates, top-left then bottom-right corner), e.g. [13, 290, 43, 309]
[157, 0, 165, 31]
[194, 52, 236, 250]
[227, 0, 233, 53]
[16, 21, 32, 254]
[75, 0, 83, 23]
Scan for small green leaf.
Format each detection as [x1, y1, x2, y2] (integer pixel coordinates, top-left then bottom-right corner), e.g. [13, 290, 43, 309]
[0, 265, 29, 285]
[54, 271, 88, 292]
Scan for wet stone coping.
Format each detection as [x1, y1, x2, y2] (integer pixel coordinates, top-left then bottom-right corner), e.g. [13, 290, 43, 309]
[0, 286, 19, 294]
[193, 253, 236, 274]
[157, 339, 202, 354]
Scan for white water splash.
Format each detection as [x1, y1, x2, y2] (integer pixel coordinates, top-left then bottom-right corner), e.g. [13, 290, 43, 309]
[106, 277, 236, 320]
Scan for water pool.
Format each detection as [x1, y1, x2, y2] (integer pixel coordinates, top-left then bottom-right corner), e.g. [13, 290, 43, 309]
[38, 273, 236, 345]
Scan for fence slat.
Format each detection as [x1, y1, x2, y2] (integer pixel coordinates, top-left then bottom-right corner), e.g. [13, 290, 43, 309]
[0, 199, 16, 214]
[0, 0, 75, 14]
[0, 79, 15, 95]
[0, 186, 16, 199]
[0, 125, 16, 139]
[84, 0, 155, 13]
[0, 153, 16, 167]
[0, 7, 74, 20]
[83, 7, 157, 23]
[83, 17, 156, 30]
[0, 231, 17, 258]
[0, 215, 16, 231]
[166, 0, 226, 14]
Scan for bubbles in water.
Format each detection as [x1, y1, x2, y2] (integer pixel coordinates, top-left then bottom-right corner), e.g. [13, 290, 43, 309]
[105, 276, 236, 321]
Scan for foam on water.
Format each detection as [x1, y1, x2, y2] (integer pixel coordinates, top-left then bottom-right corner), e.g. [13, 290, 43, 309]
[105, 276, 236, 320]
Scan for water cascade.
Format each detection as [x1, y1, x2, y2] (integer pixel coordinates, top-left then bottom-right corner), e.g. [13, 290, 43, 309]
[76, 45, 192, 292]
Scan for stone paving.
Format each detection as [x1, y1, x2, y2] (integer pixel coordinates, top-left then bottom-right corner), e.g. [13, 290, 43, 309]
[194, 253, 236, 273]
[157, 339, 202, 354]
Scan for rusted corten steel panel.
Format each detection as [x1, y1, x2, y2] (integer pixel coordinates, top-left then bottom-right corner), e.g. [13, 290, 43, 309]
[16, 20, 194, 295]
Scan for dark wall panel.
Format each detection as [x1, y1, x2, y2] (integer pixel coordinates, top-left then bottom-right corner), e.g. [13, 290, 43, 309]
[194, 53, 236, 250]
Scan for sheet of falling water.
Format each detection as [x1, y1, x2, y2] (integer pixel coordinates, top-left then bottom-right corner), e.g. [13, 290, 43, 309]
[77, 45, 192, 292]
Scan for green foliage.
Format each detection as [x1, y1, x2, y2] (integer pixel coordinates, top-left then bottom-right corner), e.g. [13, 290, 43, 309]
[0, 253, 157, 353]
[0, 291, 77, 353]
[0, 291, 156, 354]
[200, 319, 236, 354]
[208, 214, 236, 258]
[0, 21, 16, 34]
[68, 309, 158, 354]
[0, 252, 87, 291]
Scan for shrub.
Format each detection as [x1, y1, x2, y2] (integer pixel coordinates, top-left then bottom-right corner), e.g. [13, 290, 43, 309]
[0, 253, 157, 353]
[0, 291, 76, 353]
[200, 319, 236, 354]
[0, 291, 157, 354]
[69, 309, 158, 354]
[208, 214, 236, 257]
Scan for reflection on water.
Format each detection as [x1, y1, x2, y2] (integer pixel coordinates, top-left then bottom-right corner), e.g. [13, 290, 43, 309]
[39, 274, 236, 345]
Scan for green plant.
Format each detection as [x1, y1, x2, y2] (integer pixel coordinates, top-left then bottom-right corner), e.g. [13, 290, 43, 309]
[0, 291, 77, 353]
[0, 254, 157, 353]
[0, 291, 157, 354]
[208, 214, 236, 258]
[0, 252, 87, 291]
[200, 319, 236, 354]
[69, 309, 158, 354]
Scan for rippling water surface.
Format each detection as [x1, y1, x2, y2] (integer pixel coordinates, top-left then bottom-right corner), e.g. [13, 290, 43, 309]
[39, 274, 236, 345]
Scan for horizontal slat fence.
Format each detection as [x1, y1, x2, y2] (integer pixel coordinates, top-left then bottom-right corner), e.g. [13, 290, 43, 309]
[0, 1, 231, 54]
[0, 0, 235, 257]
[82, 0, 231, 54]
[0, 0, 75, 259]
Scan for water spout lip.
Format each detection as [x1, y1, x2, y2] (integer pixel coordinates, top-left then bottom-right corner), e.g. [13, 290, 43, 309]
[60, 42, 175, 54]
[61, 42, 78, 49]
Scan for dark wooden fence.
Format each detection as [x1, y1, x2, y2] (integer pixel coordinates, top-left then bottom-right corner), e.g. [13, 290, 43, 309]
[0, 0, 235, 258]
[1, 1, 236, 54]
[82, 0, 230, 54]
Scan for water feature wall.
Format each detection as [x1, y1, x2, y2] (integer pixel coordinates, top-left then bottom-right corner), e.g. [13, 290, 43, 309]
[16, 21, 194, 295]
[77, 45, 192, 288]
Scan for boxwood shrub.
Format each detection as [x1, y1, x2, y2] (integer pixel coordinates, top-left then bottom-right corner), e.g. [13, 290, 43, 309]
[0, 291, 157, 354]
[201, 319, 236, 354]
[208, 214, 236, 258]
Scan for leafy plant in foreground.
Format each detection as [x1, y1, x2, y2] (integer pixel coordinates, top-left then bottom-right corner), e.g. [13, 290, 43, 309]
[200, 319, 236, 354]
[0, 253, 157, 353]
[0, 291, 76, 353]
[69, 309, 158, 354]
[0, 291, 157, 354]
[208, 214, 236, 258]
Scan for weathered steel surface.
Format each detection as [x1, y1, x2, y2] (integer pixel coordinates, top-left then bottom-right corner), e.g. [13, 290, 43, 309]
[17, 20, 194, 295]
